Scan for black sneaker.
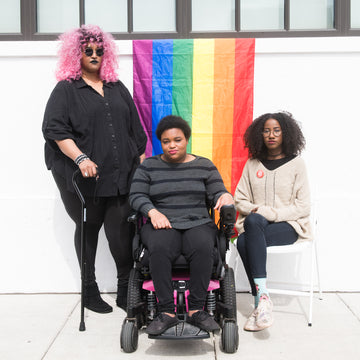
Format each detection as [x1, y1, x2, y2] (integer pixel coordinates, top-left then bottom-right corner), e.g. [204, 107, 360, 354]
[187, 311, 220, 332]
[145, 313, 179, 335]
[116, 296, 127, 311]
[84, 294, 113, 313]
[84, 283, 113, 314]
[116, 285, 128, 311]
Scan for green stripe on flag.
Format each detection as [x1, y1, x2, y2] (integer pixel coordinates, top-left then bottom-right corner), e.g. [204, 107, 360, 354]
[172, 39, 193, 153]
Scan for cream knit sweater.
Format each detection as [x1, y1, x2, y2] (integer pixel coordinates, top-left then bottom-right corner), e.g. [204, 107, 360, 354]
[234, 156, 312, 241]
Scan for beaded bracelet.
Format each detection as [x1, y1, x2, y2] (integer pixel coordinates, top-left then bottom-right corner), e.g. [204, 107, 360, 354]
[74, 154, 89, 166]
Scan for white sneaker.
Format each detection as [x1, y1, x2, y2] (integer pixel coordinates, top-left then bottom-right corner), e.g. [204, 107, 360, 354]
[243, 308, 261, 331]
[256, 294, 273, 330]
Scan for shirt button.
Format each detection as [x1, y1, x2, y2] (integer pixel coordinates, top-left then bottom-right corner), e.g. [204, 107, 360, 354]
[105, 102, 109, 106]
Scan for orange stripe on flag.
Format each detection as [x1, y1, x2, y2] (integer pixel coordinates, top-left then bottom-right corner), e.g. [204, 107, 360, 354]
[212, 39, 235, 192]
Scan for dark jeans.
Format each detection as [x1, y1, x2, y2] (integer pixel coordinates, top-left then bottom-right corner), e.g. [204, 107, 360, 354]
[141, 222, 217, 313]
[52, 170, 133, 287]
[236, 213, 298, 296]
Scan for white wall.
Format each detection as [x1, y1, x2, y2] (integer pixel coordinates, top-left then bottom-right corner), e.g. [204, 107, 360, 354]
[0, 37, 359, 293]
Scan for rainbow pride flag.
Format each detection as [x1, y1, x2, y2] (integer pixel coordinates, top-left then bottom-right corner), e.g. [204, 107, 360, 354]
[133, 39, 255, 193]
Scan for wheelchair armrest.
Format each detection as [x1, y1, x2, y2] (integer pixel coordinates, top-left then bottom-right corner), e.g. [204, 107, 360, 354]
[217, 232, 227, 264]
[132, 233, 143, 261]
[127, 211, 140, 224]
[127, 211, 145, 260]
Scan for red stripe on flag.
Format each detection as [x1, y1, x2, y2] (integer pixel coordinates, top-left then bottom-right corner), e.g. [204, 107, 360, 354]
[231, 39, 255, 194]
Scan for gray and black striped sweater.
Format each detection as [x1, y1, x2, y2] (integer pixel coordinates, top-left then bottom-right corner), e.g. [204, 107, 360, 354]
[129, 155, 229, 229]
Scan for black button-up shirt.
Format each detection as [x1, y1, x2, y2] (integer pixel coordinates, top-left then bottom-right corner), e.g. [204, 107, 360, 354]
[42, 78, 147, 196]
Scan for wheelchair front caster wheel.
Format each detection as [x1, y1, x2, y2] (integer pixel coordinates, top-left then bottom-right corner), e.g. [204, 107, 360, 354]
[121, 321, 138, 353]
[221, 321, 239, 353]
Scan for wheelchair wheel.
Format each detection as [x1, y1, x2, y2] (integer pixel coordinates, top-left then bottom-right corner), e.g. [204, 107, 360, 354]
[221, 320, 239, 353]
[128, 268, 142, 306]
[127, 268, 145, 327]
[220, 267, 237, 320]
[120, 320, 138, 353]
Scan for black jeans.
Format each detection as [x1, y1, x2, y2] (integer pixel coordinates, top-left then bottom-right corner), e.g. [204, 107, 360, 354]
[52, 170, 133, 287]
[141, 222, 217, 313]
[236, 212, 298, 296]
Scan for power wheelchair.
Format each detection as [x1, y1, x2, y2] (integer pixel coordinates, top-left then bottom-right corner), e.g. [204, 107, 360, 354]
[120, 204, 239, 353]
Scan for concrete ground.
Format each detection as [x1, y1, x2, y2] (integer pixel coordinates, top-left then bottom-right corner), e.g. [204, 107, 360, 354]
[1, 292, 359, 360]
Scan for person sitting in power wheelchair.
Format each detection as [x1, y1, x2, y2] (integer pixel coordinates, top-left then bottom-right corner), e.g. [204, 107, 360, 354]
[120, 115, 238, 353]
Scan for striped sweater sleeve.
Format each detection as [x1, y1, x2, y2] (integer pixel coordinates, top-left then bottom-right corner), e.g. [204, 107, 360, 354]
[203, 158, 229, 205]
[129, 162, 155, 216]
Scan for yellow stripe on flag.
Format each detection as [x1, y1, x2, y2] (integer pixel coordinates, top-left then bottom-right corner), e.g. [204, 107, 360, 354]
[192, 39, 214, 159]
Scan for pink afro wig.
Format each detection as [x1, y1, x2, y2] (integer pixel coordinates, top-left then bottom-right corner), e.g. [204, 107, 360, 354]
[55, 24, 119, 83]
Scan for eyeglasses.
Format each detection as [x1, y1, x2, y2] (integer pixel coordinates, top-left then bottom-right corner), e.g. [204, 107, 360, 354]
[84, 47, 104, 57]
[262, 129, 282, 137]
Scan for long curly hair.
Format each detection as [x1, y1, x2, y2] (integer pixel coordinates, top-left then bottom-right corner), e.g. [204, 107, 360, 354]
[244, 111, 306, 160]
[55, 24, 118, 83]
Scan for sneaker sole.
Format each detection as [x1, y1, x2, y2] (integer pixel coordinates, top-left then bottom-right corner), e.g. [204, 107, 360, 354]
[85, 305, 113, 313]
[255, 318, 274, 330]
[243, 322, 262, 332]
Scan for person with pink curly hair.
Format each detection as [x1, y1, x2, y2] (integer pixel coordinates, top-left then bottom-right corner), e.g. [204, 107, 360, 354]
[55, 24, 119, 83]
[42, 24, 147, 314]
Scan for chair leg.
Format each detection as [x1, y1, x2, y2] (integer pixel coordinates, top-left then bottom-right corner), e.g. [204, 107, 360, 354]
[314, 239, 323, 300]
[308, 241, 317, 326]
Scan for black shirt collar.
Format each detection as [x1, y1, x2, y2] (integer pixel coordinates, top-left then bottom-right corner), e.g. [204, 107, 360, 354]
[74, 77, 116, 89]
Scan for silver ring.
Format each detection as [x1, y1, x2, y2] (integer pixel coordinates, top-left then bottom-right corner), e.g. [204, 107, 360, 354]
[84, 172, 88, 177]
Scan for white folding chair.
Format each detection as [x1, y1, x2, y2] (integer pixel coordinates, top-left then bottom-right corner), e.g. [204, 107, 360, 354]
[267, 202, 322, 326]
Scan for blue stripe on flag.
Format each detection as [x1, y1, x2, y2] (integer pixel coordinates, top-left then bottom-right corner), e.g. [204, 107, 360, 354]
[152, 40, 174, 155]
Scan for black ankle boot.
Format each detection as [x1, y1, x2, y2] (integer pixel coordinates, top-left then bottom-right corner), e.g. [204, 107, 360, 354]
[84, 283, 113, 314]
[116, 285, 128, 311]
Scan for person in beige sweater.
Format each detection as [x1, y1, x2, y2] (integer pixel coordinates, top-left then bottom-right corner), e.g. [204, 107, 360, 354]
[234, 111, 311, 331]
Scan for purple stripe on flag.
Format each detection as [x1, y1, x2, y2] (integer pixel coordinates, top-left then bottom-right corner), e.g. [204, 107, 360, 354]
[133, 40, 153, 157]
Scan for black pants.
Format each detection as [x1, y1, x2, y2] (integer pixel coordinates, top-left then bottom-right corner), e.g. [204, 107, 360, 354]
[141, 222, 217, 313]
[52, 170, 133, 287]
[236, 213, 298, 296]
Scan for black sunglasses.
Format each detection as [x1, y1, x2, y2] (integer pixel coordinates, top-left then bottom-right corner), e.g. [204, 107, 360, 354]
[84, 47, 104, 57]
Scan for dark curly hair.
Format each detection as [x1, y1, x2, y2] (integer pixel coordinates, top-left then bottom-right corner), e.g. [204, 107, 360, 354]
[244, 111, 305, 160]
[156, 115, 192, 140]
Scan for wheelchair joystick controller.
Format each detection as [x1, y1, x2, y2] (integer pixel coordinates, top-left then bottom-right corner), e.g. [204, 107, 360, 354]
[220, 204, 236, 237]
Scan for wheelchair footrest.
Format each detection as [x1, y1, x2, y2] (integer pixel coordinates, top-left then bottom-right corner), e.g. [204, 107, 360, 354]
[148, 321, 210, 340]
